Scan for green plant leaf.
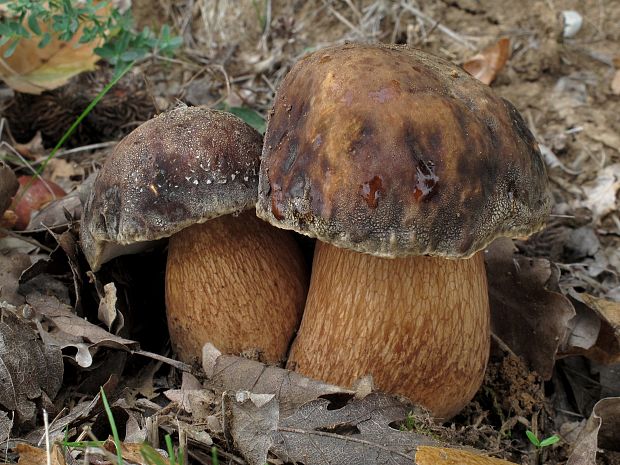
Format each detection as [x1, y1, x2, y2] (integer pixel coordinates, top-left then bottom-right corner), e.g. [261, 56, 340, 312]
[539, 435, 560, 447]
[526, 430, 540, 447]
[27, 14, 41, 35]
[223, 106, 266, 134]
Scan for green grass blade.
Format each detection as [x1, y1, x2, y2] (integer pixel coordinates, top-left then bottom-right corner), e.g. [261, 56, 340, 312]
[100, 387, 123, 465]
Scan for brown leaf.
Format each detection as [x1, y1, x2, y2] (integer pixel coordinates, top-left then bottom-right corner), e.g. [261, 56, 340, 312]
[202, 343, 352, 417]
[567, 397, 620, 465]
[16, 443, 66, 465]
[0, 250, 31, 306]
[0, 305, 63, 423]
[0, 20, 102, 94]
[225, 391, 516, 465]
[11, 175, 66, 230]
[0, 160, 18, 214]
[485, 238, 575, 378]
[463, 38, 510, 85]
[568, 294, 620, 364]
[24, 289, 138, 368]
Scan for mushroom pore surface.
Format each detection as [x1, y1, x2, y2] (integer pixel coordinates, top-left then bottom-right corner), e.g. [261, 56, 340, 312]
[257, 43, 551, 418]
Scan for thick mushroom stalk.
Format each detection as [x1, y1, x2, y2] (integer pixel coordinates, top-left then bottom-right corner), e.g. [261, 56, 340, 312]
[166, 210, 307, 362]
[288, 243, 489, 418]
[81, 107, 308, 363]
[257, 44, 551, 418]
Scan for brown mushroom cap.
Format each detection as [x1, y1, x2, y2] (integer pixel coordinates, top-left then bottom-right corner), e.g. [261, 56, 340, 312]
[257, 43, 551, 258]
[81, 106, 262, 271]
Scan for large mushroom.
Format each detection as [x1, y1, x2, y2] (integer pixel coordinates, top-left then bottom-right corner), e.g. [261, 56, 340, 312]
[257, 43, 551, 418]
[81, 106, 308, 363]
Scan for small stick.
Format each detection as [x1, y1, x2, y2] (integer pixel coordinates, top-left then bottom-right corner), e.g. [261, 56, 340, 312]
[400, 2, 478, 50]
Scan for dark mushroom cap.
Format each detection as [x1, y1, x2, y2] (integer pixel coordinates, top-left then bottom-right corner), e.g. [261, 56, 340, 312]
[81, 106, 262, 271]
[257, 43, 551, 258]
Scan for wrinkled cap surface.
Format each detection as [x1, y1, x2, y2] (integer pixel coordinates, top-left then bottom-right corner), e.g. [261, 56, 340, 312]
[82, 106, 262, 271]
[257, 43, 551, 258]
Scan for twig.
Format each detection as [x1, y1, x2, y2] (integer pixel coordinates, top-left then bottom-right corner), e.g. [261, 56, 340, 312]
[54, 142, 117, 157]
[491, 332, 519, 360]
[400, 2, 478, 50]
[325, 2, 365, 38]
[0, 228, 55, 253]
[43, 409, 51, 465]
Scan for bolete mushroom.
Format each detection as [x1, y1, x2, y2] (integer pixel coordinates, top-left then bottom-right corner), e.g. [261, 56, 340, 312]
[256, 43, 551, 418]
[81, 106, 308, 363]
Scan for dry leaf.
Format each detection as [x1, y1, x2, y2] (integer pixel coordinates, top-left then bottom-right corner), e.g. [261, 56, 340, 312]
[0, 411, 11, 445]
[16, 443, 66, 465]
[11, 175, 66, 230]
[0, 250, 31, 306]
[567, 397, 620, 465]
[225, 391, 516, 465]
[569, 294, 620, 364]
[611, 69, 620, 95]
[0, 160, 18, 214]
[0, 21, 102, 94]
[24, 289, 138, 368]
[581, 164, 620, 223]
[485, 238, 575, 378]
[463, 37, 510, 85]
[13, 132, 44, 159]
[202, 343, 353, 417]
[98, 282, 119, 330]
[0, 305, 63, 423]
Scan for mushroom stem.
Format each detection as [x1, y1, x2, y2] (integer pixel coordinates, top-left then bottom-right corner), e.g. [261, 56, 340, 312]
[165, 210, 308, 363]
[287, 242, 490, 419]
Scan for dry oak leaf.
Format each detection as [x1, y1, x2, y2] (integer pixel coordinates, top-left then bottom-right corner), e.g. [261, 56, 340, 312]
[0, 22, 102, 94]
[463, 37, 510, 85]
[0, 305, 63, 423]
[225, 390, 516, 465]
[485, 238, 575, 379]
[203, 343, 352, 417]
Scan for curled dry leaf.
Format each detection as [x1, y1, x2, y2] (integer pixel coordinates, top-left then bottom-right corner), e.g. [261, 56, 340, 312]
[561, 294, 620, 364]
[0, 20, 102, 94]
[225, 391, 516, 465]
[0, 160, 18, 214]
[24, 287, 137, 368]
[202, 343, 353, 417]
[485, 238, 575, 378]
[567, 397, 620, 465]
[462, 37, 510, 85]
[0, 305, 63, 424]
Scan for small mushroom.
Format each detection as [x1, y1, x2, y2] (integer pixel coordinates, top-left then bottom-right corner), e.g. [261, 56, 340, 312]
[257, 43, 551, 418]
[81, 106, 308, 363]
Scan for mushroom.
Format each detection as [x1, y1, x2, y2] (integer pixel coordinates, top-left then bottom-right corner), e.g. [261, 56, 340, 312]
[256, 43, 551, 418]
[81, 106, 308, 363]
